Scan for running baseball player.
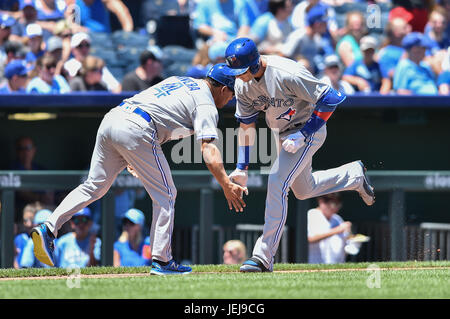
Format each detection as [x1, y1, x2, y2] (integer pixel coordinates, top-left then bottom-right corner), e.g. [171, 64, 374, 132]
[30, 63, 248, 275]
[224, 38, 375, 272]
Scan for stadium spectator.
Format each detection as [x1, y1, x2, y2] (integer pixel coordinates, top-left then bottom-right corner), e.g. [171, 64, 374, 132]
[320, 54, 355, 95]
[186, 41, 227, 79]
[377, 17, 411, 81]
[73, 0, 134, 33]
[13, 202, 42, 269]
[193, 0, 251, 43]
[291, 0, 338, 41]
[9, 2, 53, 42]
[424, 7, 450, 55]
[0, 59, 30, 93]
[389, 0, 433, 33]
[70, 55, 108, 91]
[342, 35, 390, 94]
[438, 69, 450, 94]
[0, 13, 15, 75]
[246, 0, 269, 26]
[393, 32, 438, 95]
[54, 208, 101, 268]
[249, 0, 294, 55]
[10, 136, 55, 223]
[336, 11, 366, 67]
[29, 0, 66, 21]
[19, 208, 52, 268]
[113, 208, 151, 267]
[121, 49, 163, 92]
[281, 4, 333, 73]
[307, 193, 350, 264]
[24, 23, 45, 64]
[64, 32, 121, 93]
[26, 55, 71, 93]
[223, 240, 247, 265]
[45, 35, 65, 75]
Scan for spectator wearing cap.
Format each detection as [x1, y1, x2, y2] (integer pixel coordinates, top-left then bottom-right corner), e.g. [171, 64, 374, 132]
[74, 0, 133, 33]
[64, 32, 121, 93]
[389, 1, 432, 33]
[53, 208, 101, 268]
[342, 35, 390, 94]
[113, 208, 151, 267]
[249, 0, 294, 55]
[320, 54, 354, 95]
[281, 4, 333, 73]
[121, 48, 163, 92]
[45, 35, 68, 76]
[336, 11, 366, 67]
[25, 23, 45, 64]
[19, 208, 52, 268]
[0, 59, 31, 93]
[193, 0, 251, 43]
[26, 54, 71, 93]
[70, 55, 108, 91]
[291, 0, 338, 41]
[393, 32, 438, 95]
[377, 17, 411, 81]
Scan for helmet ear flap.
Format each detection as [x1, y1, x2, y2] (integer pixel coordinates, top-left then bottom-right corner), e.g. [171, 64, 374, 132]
[249, 59, 261, 74]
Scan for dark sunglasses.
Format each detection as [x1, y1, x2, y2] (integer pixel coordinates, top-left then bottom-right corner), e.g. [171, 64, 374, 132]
[73, 216, 90, 225]
[44, 64, 57, 70]
[77, 43, 90, 49]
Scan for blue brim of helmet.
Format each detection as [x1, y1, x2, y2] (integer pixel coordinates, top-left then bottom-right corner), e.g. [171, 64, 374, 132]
[222, 66, 249, 76]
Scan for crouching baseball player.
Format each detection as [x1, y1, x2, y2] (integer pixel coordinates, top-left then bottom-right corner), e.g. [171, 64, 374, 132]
[31, 63, 247, 275]
[224, 38, 376, 272]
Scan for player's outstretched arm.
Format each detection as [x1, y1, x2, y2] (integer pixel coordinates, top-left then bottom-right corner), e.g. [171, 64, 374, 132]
[229, 122, 257, 188]
[201, 140, 248, 213]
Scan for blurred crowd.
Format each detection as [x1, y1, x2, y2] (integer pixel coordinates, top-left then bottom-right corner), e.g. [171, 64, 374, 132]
[0, 0, 448, 95]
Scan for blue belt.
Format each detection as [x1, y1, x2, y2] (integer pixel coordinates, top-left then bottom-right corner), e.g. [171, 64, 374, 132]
[119, 102, 151, 122]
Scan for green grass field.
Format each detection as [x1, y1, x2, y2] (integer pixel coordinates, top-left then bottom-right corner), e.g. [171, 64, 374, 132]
[0, 261, 449, 299]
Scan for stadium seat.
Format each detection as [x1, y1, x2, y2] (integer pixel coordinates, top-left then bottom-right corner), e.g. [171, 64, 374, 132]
[112, 31, 150, 49]
[90, 47, 120, 68]
[108, 66, 125, 82]
[162, 61, 192, 78]
[161, 45, 196, 67]
[140, 0, 179, 22]
[89, 32, 114, 49]
[116, 46, 146, 68]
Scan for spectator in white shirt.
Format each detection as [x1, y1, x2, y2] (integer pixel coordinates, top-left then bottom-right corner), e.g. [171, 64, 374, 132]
[307, 193, 352, 264]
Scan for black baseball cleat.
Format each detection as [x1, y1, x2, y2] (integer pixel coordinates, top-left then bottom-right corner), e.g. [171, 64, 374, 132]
[240, 257, 271, 273]
[356, 160, 375, 206]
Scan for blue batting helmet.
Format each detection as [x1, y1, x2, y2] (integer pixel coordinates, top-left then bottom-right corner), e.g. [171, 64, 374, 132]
[207, 63, 236, 92]
[225, 38, 260, 75]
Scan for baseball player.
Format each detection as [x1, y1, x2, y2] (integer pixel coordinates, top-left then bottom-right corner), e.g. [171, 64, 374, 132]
[30, 63, 248, 275]
[224, 38, 375, 272]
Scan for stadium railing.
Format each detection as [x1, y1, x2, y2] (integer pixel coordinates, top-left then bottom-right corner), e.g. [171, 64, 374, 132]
[1, 169, 450, 268]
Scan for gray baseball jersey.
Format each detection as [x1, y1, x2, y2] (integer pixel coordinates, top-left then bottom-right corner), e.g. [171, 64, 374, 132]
[235, 55, 329, 136]
[235, 55, 367, 271]
[45, 76, 219, 264]
[123, 76, 219, 144]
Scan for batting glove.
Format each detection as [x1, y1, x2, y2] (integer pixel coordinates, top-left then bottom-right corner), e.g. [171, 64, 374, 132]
[229, 168, 248, 188]
[282, 131, 306, 154]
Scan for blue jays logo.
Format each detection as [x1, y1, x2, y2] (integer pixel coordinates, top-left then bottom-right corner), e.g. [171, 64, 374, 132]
[276, 108, 296, 121]
[226, 55, 237, 68]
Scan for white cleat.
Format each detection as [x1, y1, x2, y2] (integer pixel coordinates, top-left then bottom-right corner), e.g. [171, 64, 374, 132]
[356, 160, 375, 206]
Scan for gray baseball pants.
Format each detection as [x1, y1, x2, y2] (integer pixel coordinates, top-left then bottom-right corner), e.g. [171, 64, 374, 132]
[252, 125, 365, 270]
[46, 106, 176, 262]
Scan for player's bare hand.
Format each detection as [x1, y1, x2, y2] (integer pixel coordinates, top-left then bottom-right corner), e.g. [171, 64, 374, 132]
[281, 131, 306, 153]
[229, 168, 249, 190]
[223, 181, 248, 213]
[127, 164, 139, 178]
